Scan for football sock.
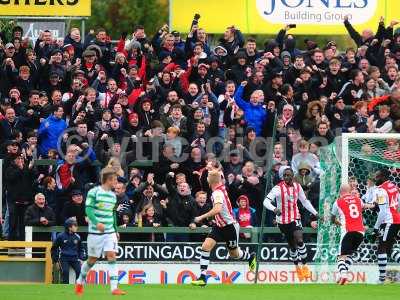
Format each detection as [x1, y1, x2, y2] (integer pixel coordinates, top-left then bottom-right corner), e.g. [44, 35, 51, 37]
[76, 261, 94, 284]
[297, 243, 308, 264]
[237, 248, 251, 260]
[378, 253, 387, 282]
[345, 256, 353, 267]
[391, 250, 400, 263]
[289, 248, 299, 265]
[109, 260, 118, 291]
[337, 258, 348, 278]
[200, 250, 210, 276]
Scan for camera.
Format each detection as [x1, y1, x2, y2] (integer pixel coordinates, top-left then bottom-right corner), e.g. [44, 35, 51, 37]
[191, 13, 201, 29]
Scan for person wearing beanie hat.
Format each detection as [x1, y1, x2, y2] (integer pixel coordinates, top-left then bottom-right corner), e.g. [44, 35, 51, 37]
[51, 217, 85, 283]
[281, 50, 291, 60]
[61, 189, 86, 225]
[263, 166, 319, 281]
[138, 97, 156, 131]
[125, 112, 141, 135]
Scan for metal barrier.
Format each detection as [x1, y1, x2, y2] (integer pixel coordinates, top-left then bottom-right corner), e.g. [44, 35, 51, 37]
[26, 226, 316, 244]
[0, 241, 53, 284]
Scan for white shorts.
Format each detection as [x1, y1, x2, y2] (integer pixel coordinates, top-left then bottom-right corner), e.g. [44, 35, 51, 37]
[87, 233, 118, 258]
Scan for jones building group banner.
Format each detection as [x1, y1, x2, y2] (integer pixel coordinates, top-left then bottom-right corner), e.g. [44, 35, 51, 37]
[170, 0, 399, 35]
[0, 0, 91, 17]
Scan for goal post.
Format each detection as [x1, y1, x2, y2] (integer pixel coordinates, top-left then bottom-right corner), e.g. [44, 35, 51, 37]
[316, 133, 400, 267]
[341, 132, 400, 185]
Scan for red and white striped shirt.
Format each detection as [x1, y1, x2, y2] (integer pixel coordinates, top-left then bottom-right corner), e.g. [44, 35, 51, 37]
[265, 181, 317, 224]
[380, 181, 400, 224]
[211, 184, 235, 227]
[100, 91, 114, 109]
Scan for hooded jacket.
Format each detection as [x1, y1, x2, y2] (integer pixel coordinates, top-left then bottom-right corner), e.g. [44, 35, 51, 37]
[38, 114, 67, 156]
[233, 195, 256, 227]
[294, 162, 313, 190]
[51, 229, 85, 262]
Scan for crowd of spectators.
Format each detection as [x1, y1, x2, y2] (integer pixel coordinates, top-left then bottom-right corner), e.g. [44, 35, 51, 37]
[1, 15, 400, 242]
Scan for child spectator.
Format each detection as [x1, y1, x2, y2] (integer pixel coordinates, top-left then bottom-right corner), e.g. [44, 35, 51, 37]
[233, 195, 256, 240]
[368, 105, 393, 133]
[51, 218, 85, 284]
[291, 140, 321, 178]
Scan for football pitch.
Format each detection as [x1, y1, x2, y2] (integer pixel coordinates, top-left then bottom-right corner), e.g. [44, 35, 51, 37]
[0, 284, 399, 300]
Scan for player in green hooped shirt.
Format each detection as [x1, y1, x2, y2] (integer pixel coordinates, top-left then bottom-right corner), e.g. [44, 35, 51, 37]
[75, 167, 126, 296]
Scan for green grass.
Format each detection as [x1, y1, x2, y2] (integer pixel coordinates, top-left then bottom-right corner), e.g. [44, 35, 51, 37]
[0, 284, 399, 300]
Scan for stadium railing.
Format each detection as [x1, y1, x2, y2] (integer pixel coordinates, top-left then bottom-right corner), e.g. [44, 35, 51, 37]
[26, 226, 316, 244]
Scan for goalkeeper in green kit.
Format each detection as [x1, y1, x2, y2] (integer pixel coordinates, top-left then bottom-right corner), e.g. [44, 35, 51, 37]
[75, 167, 126, 296]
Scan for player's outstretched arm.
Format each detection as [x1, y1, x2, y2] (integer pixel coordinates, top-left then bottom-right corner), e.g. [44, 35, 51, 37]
[264, 186, 280, 214]
[263, 197, 281, 215]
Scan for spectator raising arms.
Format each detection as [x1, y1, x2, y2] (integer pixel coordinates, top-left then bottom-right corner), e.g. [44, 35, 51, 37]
[1, 15, 400, 251]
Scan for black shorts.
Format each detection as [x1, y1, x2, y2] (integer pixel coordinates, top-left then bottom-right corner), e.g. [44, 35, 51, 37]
[278, 220, 302, 241]
[379, 223, 400, 244]
[208, 223, 239, 250]
[340, 231, 364, 255]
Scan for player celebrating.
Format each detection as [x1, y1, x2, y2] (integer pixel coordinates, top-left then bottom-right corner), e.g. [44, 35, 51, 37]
[75, 167, 126, 296]
[191, 170, 257, 286]
[263, 166, 318, 281]
[331, 184, 365, 285]
[372, 169, 400, 284]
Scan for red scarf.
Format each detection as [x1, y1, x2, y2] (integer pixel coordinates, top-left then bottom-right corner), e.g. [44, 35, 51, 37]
[59, 163, 72, 189]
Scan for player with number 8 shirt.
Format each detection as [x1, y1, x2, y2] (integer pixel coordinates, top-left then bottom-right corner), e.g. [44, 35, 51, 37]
[263, 166, 319, 281]
[331, 184, 368, 285]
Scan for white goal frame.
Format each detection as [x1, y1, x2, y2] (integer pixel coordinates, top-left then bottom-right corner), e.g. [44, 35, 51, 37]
[341, 132, 400, 185]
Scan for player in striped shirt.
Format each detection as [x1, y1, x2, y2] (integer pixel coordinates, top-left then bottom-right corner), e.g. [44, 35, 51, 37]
[191, 170, 257, 286]
[75, 167, 126, 296]
[331, 184, 366, 285]
[263, 166, 319, 281]
[372, 169, 400, 284]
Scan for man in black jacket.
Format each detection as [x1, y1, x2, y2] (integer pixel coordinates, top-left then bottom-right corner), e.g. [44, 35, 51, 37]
[165, 173, 197, 241]
[61, 190, 86, 226]
[24, 192, 56, 227]
[6, 154, 35, 240]
[0, 107, 24, 146]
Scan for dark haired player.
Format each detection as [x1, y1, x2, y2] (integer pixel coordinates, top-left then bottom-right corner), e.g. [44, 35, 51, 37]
[263, 166, 318, 281]
[373, 169, 400, 284]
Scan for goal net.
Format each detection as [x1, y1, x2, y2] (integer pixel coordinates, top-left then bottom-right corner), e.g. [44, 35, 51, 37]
[316, 133, 400, 266]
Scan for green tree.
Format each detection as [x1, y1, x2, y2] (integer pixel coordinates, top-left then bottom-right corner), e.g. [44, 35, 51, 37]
[84, 0, 168, 39]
